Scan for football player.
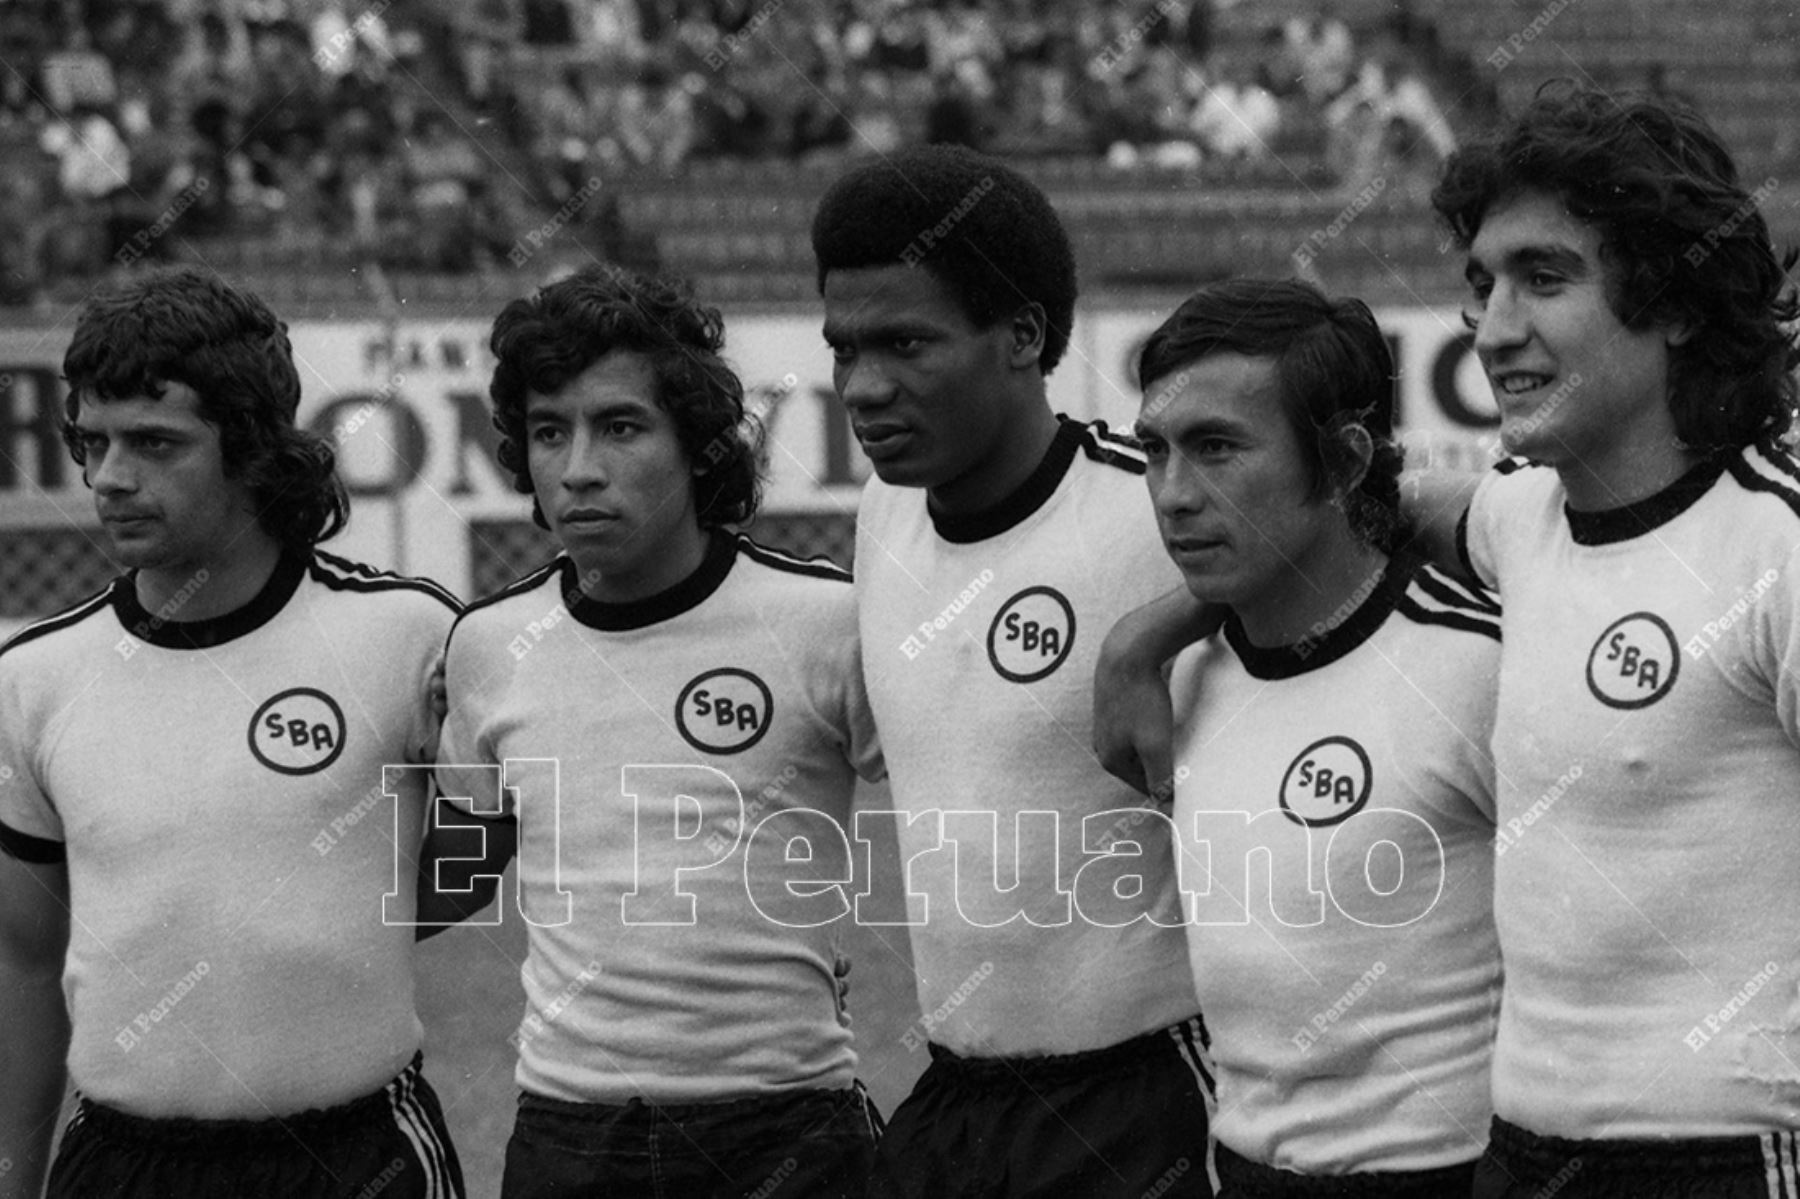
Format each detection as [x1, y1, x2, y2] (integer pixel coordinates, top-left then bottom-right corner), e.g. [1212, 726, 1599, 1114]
[0, 267, 465, 1199]
[814, 144, 1215, 1199]
[431, 265, 884, 1198]
[1135, 278, 1501, 1196]
[1097, 85, 1800, 1196]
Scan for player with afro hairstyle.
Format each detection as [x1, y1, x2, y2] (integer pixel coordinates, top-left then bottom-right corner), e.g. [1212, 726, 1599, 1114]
[815, 145, 1216, 1199]
[812, 143, 1078, 377]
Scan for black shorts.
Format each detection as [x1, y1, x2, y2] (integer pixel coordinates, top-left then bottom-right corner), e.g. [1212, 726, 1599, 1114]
[872, 1015, 1217, 1199]
[499, 1082, 882, 1199]
[1474, 1115, 1800, 1199]
[1215, 1142, 1477, 1197]
[46, 1052, 464, 1199]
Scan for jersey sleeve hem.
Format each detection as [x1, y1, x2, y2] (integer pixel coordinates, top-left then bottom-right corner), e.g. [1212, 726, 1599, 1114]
[0, 819, 66, 864]
[1454, 506, 1478, 584]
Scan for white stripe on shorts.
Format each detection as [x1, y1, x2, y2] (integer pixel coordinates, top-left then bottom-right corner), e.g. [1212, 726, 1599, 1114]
[1168, 1018, 1220, 1198]
[385, 1067, 456, 1199]
[1763, 1130, 1798, 1199]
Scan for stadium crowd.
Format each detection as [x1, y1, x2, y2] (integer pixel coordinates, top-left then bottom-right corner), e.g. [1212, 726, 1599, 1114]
[0, 0, 1465, 303]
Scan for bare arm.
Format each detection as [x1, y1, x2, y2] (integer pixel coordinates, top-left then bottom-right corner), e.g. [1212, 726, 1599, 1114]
[414, 801, 516, 939]
[0, 853, 71, 1198]
[1094, 587, 1224, 800]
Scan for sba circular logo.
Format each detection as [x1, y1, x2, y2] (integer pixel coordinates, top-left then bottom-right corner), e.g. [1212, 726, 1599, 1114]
[677, 668, 773, 754]
[1586, 613, 1678, 709]
[1279, 736, 1372, 827]
[249, 688, 347, 775]
[987, 587, 1076, 683]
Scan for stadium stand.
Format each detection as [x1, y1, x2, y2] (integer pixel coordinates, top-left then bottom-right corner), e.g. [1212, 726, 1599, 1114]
[1, 0, 1518, 313]
[5, 0, 1800, 624]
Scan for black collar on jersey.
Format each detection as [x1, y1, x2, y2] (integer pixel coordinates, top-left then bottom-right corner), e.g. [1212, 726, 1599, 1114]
[560, 529, 736, 631]
[1224, 555, 1409, 680]
[111, 548, 308, 650]
[1564, 451, 1730, 546]
[930, 415, 1082, 544]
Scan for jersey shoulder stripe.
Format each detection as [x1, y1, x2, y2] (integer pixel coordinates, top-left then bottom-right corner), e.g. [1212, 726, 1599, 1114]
[1751, 436, 1800, 485]
[1411, 562, 1501, 618]
[1076, 419, 1148, 476]
[1735, 439, 1800, 514]
[310, 551, 462, 612]
[1398, 562, 1501, 641]
[735, 535, 852, 583]
[456, 557, 564, 623]
[0, 583, 116, 659]
[1492, 456, 1545, 477]
[1731, 441, 1800, 521]
[1395, 592, 1501, 642]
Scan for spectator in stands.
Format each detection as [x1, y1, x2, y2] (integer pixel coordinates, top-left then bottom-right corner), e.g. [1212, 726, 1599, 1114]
[1193, 63, 1281, 160]
[407, 111, 486, 271]
[0, 140, 55, 305]
[618, 64, 696, 169]
[41, 26, 116, 113]
[1286, 4, 1356, 103]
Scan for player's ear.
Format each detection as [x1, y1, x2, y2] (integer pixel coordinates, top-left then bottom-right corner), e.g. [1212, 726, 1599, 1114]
[1007, 302, 1047, 370]
[1326, 419, 1375, 498]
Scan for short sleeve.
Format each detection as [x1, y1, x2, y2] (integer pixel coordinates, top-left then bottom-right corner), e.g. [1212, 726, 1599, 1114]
[406, 598, 458, 766]
[839, 626, 884, 783]
[1457, 466, 1509, 591]
[1752, 540, 1800, 751]
[434, 620, 511, 818]
[1446, 636, 1501, 825]
[811, 584, 883, 783]
[0, 661, 66, 862]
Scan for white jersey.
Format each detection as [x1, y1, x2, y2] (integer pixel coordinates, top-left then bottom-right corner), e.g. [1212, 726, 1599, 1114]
[855, 415, 1199, 1056]
[436, 532, 881, 1104]
[1169, 558, 1502, 1172]
[0, 550, 458, 1118]
[1460, 443, 1800, 1137]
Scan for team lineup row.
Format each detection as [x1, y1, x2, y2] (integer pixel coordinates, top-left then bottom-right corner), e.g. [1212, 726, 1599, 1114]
[2, 79, 1797, 1199]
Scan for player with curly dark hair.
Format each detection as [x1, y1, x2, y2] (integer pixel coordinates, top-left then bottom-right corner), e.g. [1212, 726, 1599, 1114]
[1, 267, 466, 1199]
[486, 263, 760, 533]
[1430, 82, 1800, 1199]
[815, 145, 1215, 1198]
[1433, 81, 1799, 456]
[61, 265, 349, 551]
[433, 264, 884, 1197]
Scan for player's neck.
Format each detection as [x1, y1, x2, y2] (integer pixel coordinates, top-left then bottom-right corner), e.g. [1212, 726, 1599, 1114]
[926, 397, 1059, 518]
[1234, 531, 1389, 651]
[1558, 425, 1705, 513]
[572, 520, 712, 605]
[135, 531, 285, 624]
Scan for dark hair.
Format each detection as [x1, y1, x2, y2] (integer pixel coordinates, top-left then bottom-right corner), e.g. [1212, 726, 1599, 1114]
[810, 144, 1079, 375]
[1136, 278, 1406, 553]
[62, 266, 348, 550]
[1433, 81, 1800, 451]
[487, 265, 759, 530]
